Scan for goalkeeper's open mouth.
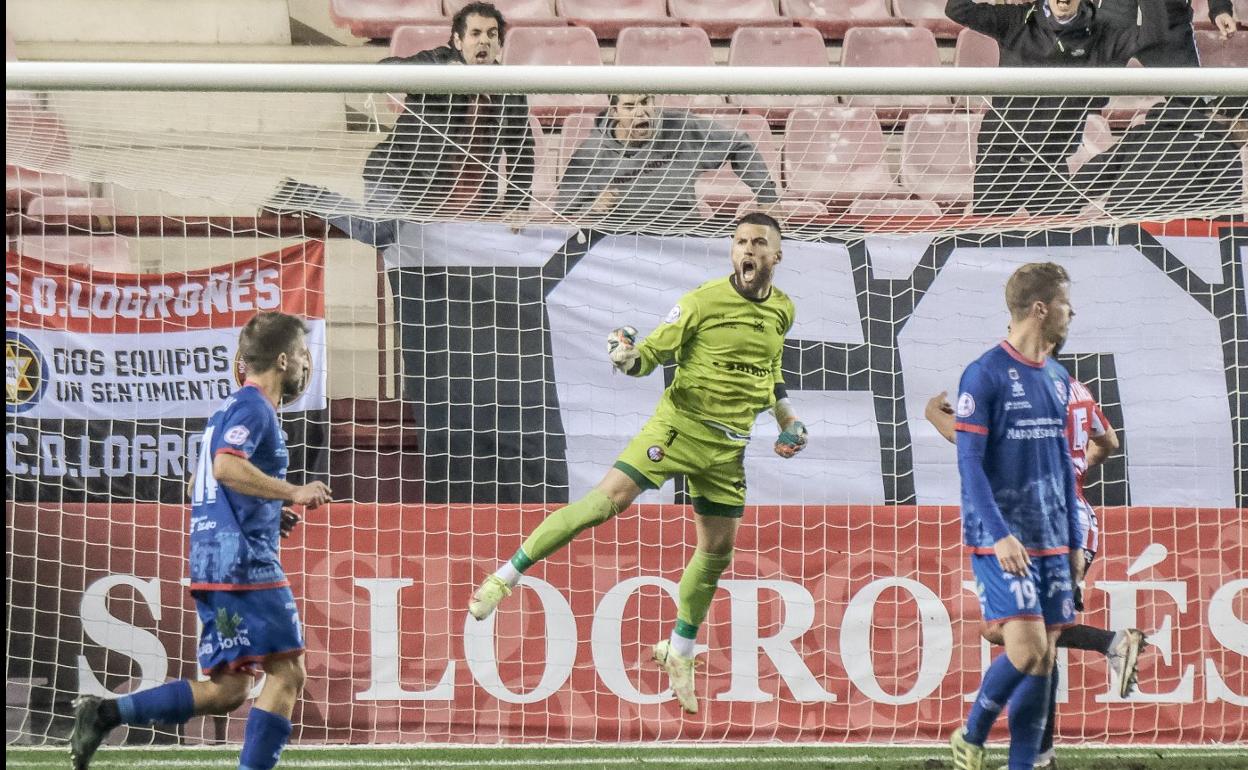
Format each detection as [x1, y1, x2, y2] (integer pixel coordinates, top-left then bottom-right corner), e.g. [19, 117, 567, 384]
[739, 259, 758, 282]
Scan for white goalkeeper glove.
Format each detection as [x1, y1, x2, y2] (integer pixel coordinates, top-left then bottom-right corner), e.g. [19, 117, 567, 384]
[606, 326, 640, 373]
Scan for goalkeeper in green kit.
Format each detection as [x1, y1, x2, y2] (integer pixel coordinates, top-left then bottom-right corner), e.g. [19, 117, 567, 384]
[468, 212, 808, 714]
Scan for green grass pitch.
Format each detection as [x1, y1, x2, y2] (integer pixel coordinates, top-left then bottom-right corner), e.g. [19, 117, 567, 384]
[7, 744, 1247, 770]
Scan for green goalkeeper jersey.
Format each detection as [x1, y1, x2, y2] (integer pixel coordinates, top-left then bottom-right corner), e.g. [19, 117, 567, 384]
[633, 275, 795, 440]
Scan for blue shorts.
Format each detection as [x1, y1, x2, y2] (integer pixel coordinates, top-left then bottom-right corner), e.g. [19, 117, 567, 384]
[193, 586, 304, 676]
[971, 553, 1075, 628]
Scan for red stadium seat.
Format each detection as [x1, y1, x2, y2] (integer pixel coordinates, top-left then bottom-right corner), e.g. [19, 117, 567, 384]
[444, 0, 563, 26]
[727, 27, 835, 121]
[840, 27, 949, 124]
[556, 112, 601, 185]
[848, 197, 943, 216]
[953, 29, 998, 110]
[556, 0, 677, 38]
[389, 25, 451, 57]
[695, 112, 783, 216]
[501, 26, 607, 121]
[329, 0, 445, 40]
[16, 237, 134, 272]
[891, 0, 964, 37]
[783, 107, 900, 205]
[669, 0, 791, 40]
[900, 111, 982, 205]
[383, 26, 453, 114]
[1196, 29, 1248, 66]
[782, 0, 898, 39]
[614, 27, 726, 110]
[6, 167, 89, 212]
[954, 28, 998, 66]
[528, 116, 560, 210]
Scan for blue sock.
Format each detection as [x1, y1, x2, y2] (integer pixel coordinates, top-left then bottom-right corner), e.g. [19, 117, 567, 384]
[1007, 672, 1052, 770]
[965, 654, 1027, 745]
[238, 707, 293, 770]
[115, 680, 195, 726]
[1039, 665, 1059, 754]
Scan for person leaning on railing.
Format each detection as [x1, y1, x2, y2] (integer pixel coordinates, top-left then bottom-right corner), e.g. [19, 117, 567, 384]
[944, 0, 1170, 217]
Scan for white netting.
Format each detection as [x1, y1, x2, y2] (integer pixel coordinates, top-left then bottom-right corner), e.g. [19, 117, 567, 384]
[5, 81, 1247, 238]
[5, 68, 1248, 750]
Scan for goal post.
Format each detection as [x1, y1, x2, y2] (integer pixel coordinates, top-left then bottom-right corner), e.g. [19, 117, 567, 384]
[5, 62, 1247, 748]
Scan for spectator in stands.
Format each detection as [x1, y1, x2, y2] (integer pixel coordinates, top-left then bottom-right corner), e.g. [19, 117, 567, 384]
[945, 0, 1169, 216]
[266, 2, 534, 245]
[1071, 97, 1247, 217]
[555, 93, 780, 228]
[1097, 0, 1236, 67]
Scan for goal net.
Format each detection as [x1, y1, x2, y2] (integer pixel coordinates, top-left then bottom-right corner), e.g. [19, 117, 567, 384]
[5, 64, 1247, 748]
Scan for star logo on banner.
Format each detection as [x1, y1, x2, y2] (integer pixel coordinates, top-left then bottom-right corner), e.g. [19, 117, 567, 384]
[6, 332, 47, 413]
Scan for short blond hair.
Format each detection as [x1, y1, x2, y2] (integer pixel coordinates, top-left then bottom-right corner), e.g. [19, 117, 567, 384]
[1005, 262, 1069, 320]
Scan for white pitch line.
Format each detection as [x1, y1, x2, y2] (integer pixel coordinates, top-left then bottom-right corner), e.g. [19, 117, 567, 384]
[5, 753, 1245, 769]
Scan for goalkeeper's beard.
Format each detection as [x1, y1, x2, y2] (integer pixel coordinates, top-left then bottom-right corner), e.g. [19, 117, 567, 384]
[734, 261, 775, 299]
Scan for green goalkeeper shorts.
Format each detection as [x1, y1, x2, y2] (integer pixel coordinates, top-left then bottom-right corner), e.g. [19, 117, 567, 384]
[612, 414, 747, 518]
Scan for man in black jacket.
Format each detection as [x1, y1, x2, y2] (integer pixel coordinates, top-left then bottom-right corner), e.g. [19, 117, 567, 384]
[1097, 0, 1236, 66]
[945, 0, 1168, 216]
[268, 2, 534, 246]
[1071, 97, 1246, 218]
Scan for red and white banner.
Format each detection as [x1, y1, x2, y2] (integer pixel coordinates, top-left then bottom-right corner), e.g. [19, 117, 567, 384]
[5, 241, 327, 420]
[7, 502, 1244, 745]
[4, 243, 328, 503]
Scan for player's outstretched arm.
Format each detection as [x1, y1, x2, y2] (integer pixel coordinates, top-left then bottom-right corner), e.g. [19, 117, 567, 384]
[772, 394, 808, 458]
[213, 453, 332, 509]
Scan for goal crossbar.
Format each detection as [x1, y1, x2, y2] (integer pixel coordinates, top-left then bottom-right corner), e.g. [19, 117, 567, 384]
[7, 61, 1248, 96]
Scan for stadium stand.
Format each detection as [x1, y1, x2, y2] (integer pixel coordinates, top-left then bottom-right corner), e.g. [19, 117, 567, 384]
[443, 0, 563, 26]
[891, 0, 964, 38]
[20, 197, 134, 271]
[727, 27, 835, 121]
[613, 27, 726, 110]
[782, 0, 899, 38]
[500, 26, 607, 120]
[848, 197, 943, 217]
[784, 107, 900, 206]
[529, 116, 560, 207]
[1191, 0, 1218, 30]
[669, 0, 791, 39]
[953, 27, 999, 67]
[389, 24, 452, 57]
[839, 27, 949, 124]
[556, 0, 677, 38]
[329, 0, 446, 40]
[900, 111, 982, 206]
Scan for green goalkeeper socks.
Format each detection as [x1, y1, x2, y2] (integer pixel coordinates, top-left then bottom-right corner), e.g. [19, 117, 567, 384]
[516, 488, 621, 566]
[675, 549, 734, 639]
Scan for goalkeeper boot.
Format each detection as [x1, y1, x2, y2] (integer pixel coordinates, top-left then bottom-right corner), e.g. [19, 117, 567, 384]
[949, 727, 986, 770]
[651, 640, 699, 714]
[69, 695, 110, 770]
[468, 574, 512, 621]
[1106, 628, 1148, 698]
